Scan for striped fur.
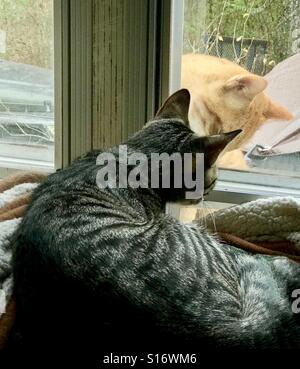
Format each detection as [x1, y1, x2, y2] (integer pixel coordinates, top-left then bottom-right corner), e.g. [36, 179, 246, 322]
[8, 116, 300, 359]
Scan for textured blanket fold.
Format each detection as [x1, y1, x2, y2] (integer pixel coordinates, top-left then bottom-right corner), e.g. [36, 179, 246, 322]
[196, 196, 300, 262]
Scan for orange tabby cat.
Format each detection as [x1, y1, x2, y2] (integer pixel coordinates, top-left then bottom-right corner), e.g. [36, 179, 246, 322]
[181, 54, 293, 169]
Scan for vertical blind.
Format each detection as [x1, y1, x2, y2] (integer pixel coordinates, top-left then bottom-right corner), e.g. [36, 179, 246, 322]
[55, 0, 171, 168]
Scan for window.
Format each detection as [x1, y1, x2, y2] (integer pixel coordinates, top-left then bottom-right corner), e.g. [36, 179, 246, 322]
[0, 0, 54, 172]
[169, 0, 300, 222]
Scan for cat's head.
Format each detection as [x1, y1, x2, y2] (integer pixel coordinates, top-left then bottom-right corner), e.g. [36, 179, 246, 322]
[127, 89, 240, 203]
[186, 58, 293, 151]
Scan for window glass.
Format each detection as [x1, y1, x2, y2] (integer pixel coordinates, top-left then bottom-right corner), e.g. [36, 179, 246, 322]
[0, 0, 54, 169]
[181, 0, 300, 176]
[178, 0, 300, 222]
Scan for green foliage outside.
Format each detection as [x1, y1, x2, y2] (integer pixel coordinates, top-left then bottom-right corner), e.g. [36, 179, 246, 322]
[184, 0, 299, 74]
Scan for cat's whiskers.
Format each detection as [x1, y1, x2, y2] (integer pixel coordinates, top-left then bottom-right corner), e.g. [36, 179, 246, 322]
[202, 199, 217, 233]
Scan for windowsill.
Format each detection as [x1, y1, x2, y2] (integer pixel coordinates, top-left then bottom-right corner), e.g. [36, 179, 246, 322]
[167, 169, 300, 220]
[205, 179, 300, 205]
[210, 168, 300, 204]
[0, 156, 54, 173]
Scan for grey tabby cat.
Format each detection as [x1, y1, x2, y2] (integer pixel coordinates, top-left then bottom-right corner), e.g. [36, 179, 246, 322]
[8, 89, 300, 362]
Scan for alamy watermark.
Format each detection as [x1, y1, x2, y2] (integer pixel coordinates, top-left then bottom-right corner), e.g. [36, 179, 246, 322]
[96, 145, 205, 200]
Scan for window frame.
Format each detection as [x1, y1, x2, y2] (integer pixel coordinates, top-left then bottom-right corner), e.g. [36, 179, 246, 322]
[55, 0, 173, 171]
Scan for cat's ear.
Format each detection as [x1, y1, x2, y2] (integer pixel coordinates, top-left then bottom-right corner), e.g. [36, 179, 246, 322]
[223, 74, 267, 100]
[155, 89, 190, 125]
[193, 130, 242, 166]
[264, 99, 294, 121]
